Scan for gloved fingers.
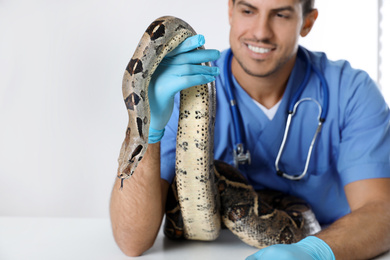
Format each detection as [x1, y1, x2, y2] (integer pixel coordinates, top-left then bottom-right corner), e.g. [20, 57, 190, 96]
[245, 244, 316, 260]
[166, 34, 205, 57]
[161, 63, 220, 77]
[246, 249, 265, 260]
[153, 64, 218, 94]
[163, 49, 221, 65]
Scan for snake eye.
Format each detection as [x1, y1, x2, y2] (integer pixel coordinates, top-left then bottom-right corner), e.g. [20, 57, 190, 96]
[129, 145, 143, 163]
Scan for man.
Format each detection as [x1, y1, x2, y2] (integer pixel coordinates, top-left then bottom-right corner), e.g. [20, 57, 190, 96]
[110, 0, 390, 259]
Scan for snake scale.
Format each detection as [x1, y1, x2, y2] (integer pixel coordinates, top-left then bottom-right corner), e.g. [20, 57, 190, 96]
[117, 15, 321, 249]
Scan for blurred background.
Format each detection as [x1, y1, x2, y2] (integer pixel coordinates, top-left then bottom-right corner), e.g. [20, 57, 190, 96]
[0, 0, 388, 219]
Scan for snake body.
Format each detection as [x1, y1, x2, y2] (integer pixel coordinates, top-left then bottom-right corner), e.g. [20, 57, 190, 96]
[118, 16, 321, 249]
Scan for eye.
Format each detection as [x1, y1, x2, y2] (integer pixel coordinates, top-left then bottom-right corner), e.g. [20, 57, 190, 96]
[276, 12, 290, 19]
[129, 145, 143, 163]
[238, 6, 254, 16]
[242, 9, 253, 15]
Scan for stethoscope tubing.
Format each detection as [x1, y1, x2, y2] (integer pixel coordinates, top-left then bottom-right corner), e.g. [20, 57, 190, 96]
[224, 49, 243, 148]
[224, 46, 329, 180]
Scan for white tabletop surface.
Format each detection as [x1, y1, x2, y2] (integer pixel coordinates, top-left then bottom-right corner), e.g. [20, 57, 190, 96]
[0, 216, 389, 260]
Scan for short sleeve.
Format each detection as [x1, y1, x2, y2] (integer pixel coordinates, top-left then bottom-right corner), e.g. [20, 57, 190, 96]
[337, 68, 390, 185]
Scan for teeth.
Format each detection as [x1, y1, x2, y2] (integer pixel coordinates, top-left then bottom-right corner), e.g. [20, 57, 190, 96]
[248, 44, 271, 54]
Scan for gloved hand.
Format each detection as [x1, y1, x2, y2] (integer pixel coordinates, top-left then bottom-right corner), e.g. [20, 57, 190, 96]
[245, 236, 335, 260]
[148, 34, 220, 143]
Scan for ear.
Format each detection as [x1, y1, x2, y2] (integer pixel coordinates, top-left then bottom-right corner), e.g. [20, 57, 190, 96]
[228, 0, 234, 25]
[300, 9, 318, 37]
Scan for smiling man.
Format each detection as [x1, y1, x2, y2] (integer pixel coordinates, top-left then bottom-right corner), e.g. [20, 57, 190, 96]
[110, 0, 390, 259]
[229, 0, 308, 108]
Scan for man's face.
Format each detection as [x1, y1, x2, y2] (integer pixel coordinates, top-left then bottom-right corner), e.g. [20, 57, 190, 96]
[228, 0, 306, 78]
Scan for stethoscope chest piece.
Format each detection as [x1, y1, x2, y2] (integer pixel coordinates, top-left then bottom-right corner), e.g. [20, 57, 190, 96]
[233, 143, 251, 168]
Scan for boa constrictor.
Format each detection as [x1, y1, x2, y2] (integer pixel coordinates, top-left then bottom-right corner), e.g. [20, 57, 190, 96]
[117, 15, 321, 249]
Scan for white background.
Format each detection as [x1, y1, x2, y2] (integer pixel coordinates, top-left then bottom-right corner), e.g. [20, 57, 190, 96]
[0, 0, 387, 218]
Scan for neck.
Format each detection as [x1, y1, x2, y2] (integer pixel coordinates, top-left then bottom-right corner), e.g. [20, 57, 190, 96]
[231, 54, 297, 109]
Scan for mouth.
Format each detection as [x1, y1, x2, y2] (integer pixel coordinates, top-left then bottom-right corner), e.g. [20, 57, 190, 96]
[247, 44, 272, 54]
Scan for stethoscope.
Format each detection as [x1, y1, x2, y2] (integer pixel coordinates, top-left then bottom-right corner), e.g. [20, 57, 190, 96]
[224, 46, 329, 180]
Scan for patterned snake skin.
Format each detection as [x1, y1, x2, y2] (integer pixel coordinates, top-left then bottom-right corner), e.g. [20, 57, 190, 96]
[117, 16, 321, 249]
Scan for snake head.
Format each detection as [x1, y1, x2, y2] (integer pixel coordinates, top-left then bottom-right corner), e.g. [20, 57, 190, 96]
[117, 141, 147, 188]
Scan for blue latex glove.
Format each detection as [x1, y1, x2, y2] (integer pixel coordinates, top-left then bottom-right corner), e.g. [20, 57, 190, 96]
[246, 236, 335, 260]
[148, 34, 220, 143]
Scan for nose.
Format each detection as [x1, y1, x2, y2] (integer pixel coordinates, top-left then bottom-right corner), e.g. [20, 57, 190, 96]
[251, 15, 274, 42]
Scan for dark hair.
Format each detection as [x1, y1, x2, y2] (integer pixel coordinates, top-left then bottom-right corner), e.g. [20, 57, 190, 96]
[301, 0, 315, 16]
[231, 0, 315, 16]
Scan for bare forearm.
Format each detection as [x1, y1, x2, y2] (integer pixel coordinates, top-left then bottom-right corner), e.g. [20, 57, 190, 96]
[317, 201, 390, 260]
[110, 143, 168, 256]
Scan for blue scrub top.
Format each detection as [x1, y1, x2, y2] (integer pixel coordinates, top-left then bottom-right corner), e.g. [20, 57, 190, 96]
[160, 46, 390, 225]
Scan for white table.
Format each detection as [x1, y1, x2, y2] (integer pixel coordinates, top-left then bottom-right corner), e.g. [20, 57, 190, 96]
[0, 217, 389, 260]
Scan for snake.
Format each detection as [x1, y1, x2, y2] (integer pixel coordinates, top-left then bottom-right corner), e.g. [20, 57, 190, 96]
[117, 15, 321, 249]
